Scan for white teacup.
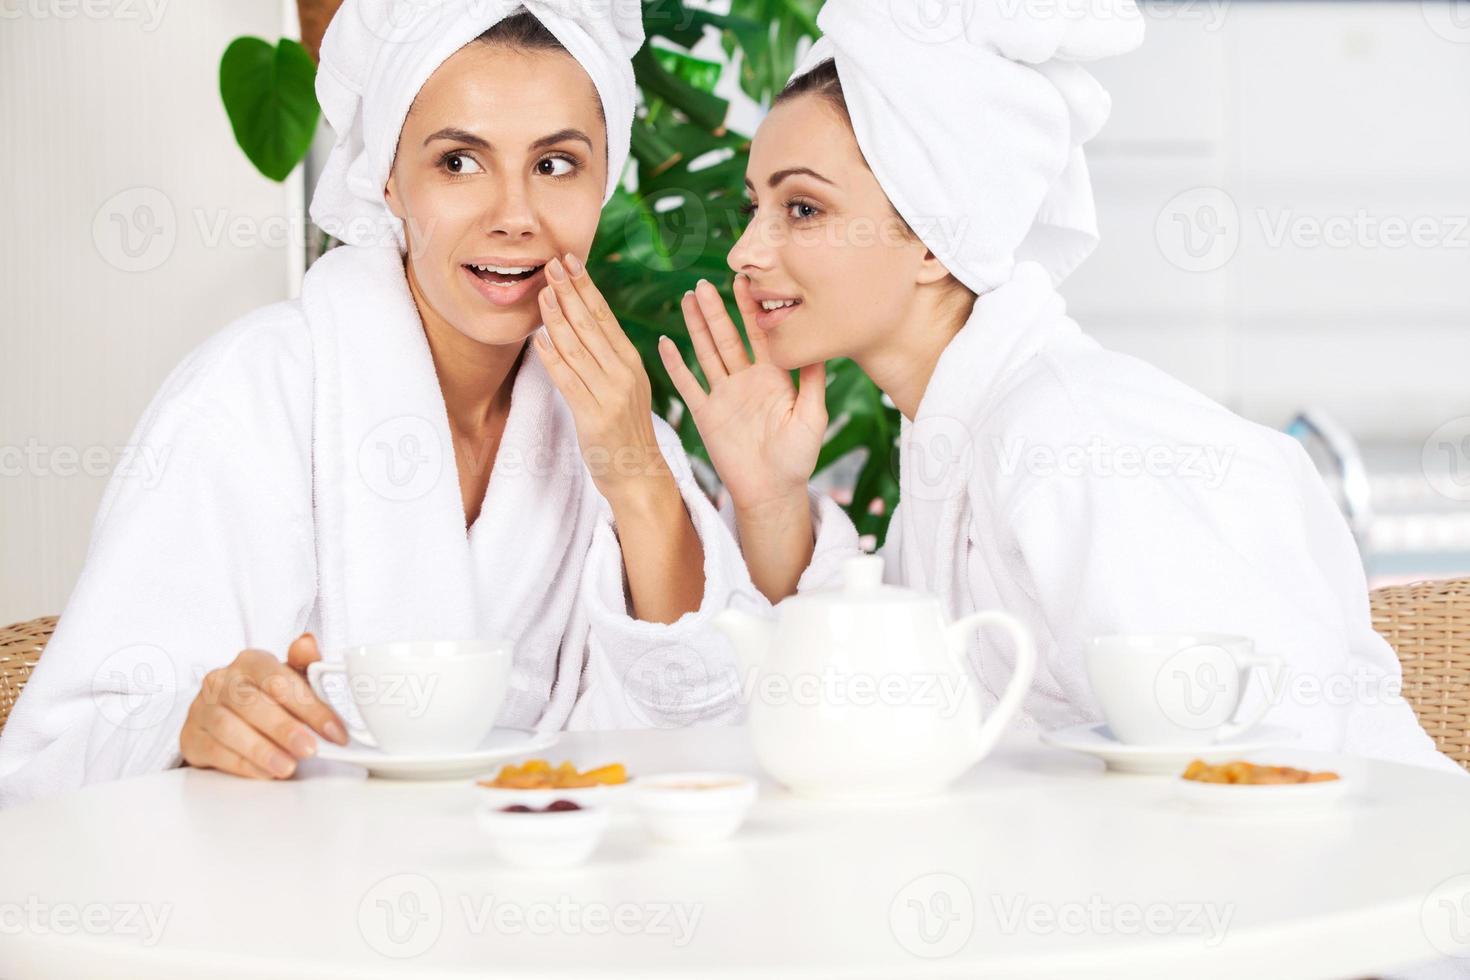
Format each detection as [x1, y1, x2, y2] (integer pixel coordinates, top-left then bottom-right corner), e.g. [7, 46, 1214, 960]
[1085, 633, 1284, 747]
[307, 640, 512, 755]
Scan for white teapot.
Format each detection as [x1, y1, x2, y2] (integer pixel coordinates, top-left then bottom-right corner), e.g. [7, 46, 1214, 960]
[713, 555, 1036, 800]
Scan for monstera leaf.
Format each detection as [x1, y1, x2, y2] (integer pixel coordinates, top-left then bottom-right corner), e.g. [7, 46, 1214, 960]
[219, 37, 320, 182]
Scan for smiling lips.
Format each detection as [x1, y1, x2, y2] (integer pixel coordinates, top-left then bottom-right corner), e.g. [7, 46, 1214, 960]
[749, 289, 802, 331]
[462, 258, 548, 307]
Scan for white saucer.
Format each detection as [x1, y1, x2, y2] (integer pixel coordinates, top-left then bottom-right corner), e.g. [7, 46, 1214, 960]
[314, 727, 559, 780]
[1039, 722, 1299, 775]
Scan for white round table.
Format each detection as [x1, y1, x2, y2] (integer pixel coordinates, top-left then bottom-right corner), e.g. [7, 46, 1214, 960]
[2, 726, 1468, 978]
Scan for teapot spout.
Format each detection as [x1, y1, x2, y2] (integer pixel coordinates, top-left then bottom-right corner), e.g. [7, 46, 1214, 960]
[712, 609, 775, 679]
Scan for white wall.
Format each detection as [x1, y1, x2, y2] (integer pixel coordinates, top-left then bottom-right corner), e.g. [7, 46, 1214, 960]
[1066, 1, 1470, 440]
[0, 3, 299, 624]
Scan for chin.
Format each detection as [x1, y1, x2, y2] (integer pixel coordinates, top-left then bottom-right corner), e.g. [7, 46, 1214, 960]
[767, 334, 827, 373]
[450, 307, 541, 348]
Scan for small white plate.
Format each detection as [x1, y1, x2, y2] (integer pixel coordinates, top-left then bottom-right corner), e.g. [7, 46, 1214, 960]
[1173, 772, 1351, 815]
[314, 727, 558, 780]
[1039, 722, 1299, 775]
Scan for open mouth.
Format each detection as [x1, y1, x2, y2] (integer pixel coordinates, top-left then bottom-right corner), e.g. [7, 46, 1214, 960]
[758, 298, 801, 312]
[465, 261, 546, 286]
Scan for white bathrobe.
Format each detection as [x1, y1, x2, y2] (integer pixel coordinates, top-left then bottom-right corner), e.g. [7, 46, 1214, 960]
[0, 244, 758, 807]
[791, 262, 1461, 775]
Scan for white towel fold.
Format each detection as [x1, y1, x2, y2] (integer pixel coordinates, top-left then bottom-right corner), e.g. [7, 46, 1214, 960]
[790, 0, 1144, 293]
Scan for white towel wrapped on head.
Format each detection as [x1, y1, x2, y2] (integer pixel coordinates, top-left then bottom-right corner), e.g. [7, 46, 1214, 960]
[789, 0, 1144, 293]
[310, 0, 644, 249]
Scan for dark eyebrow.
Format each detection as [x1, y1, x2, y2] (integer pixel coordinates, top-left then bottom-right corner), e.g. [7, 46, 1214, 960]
[745, 166, 836, 193]
[531, 128, 594, 152]
[423, 127, 489, 149]
[422, 127, 594, 152]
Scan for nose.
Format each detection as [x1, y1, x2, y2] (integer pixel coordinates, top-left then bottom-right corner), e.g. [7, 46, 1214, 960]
[482, 174, 539, 241]
[727, 210, 775, 275]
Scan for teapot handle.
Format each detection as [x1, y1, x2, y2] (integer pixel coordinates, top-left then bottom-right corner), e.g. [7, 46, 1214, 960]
[945, 611, 1037, 761]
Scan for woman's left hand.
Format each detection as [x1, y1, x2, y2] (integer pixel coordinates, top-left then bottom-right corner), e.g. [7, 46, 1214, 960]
[531, 252, 669, 505]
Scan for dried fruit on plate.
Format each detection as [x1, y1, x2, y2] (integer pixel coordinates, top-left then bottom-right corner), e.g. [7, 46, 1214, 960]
[478, 759, 628, 789]
[1181, 759, 1339, 784]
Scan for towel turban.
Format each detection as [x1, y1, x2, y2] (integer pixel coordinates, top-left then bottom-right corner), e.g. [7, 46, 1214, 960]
[789, 0, 1144, 293]
[310, 0, 645, 250]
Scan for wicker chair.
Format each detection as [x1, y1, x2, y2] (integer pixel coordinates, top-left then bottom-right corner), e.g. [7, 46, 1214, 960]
[1370, 578, 1470, 770]
[0, 616, 58, 736]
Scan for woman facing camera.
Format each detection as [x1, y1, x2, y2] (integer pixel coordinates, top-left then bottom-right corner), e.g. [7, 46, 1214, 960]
[0, 1, 754, 806]
[660, 0, 1458, 773]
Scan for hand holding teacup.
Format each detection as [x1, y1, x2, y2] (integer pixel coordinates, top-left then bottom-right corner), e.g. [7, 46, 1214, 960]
[179, 633, 349, 780]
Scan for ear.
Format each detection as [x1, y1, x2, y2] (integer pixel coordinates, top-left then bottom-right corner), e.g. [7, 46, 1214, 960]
[383, 171, 405, 221]
[914, 246, 954, 287]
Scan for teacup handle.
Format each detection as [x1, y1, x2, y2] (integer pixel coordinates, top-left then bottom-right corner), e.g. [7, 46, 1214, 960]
[946, 611, 1037, 761]
[1214, 653, 1286, 742]
[306, 662, 378, 749]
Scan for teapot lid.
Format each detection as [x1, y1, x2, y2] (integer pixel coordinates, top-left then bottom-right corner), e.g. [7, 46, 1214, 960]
[798, 554, 930, 609]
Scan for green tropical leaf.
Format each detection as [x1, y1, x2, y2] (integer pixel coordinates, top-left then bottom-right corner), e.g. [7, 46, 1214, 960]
[219, 37, 319, 183]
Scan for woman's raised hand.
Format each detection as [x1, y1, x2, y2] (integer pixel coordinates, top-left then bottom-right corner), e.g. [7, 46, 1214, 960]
[531, 253, 671, 506]
[178, 633, 348, 779]
[657, 274, 827, 515]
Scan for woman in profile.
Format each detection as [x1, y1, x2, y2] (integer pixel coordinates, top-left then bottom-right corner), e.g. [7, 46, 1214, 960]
[0, 1, 754, 805]
[660, 0, 1458, 773]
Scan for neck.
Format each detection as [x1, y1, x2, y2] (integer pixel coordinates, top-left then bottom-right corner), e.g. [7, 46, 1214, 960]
[855, 285, 976, 421]
[404, 257, 522, 433]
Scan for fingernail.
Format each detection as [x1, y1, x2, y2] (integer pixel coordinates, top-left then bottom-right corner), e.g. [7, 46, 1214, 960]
[546, 257, 565, 282]
[289, 729, 317, 758]
[564, 252, 583, 276]
[541, 287, 558, 309]
[269, 751, 296, 777]
[325, 720, 348, 745]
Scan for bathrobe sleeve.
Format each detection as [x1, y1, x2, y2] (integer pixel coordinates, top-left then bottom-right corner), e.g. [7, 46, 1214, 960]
[0, 306, 319, 806]
[1000, 408, 1462, 774]
[570, 417, 765, 729]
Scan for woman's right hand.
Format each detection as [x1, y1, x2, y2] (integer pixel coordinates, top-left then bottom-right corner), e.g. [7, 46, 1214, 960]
[657, 274, 827, 513]
[658, 274, 827, 603]
[179, 633, 349, 779]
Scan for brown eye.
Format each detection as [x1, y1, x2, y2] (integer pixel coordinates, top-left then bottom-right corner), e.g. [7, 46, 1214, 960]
[443, 152, 483, 176]
[537, 155, 576, 178]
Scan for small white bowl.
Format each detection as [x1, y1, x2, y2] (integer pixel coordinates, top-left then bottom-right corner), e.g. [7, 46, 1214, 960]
[473, 781, 631, 810]
[630, 771, 758, 844]
[475, 802, 610, 868]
